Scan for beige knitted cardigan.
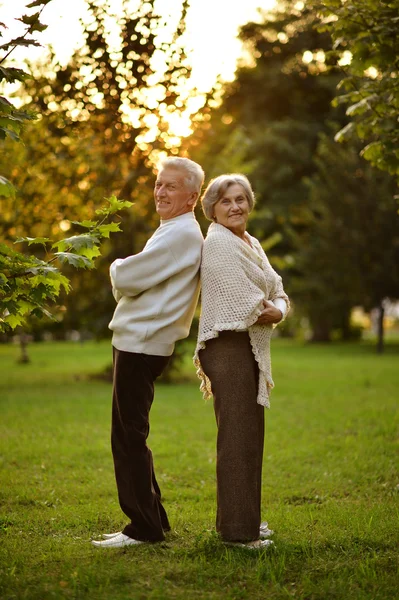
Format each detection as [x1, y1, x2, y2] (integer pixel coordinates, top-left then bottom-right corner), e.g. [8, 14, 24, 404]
[193, 223, 290, 408]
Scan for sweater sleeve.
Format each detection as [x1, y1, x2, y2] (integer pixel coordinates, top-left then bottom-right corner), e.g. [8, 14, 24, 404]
[110, 227, 200, 297]
[270, 298, 287, 318]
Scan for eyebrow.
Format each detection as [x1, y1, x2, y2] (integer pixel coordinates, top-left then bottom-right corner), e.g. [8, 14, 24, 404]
[155, 179, 181, 186]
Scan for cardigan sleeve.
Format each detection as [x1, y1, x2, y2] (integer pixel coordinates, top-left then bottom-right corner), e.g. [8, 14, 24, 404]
[251, 237, 290, 319]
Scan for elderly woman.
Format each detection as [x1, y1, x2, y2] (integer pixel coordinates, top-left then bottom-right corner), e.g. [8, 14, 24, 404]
[194, 174, 289, 549]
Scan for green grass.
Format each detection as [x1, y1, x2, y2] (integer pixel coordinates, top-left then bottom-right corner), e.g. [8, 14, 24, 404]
[0, 338, 398, 599]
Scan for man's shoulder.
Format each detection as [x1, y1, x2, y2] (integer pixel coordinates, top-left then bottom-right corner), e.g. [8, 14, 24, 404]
[162, 214, 203, 243]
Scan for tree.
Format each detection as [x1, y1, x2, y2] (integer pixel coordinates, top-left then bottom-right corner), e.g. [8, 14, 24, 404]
[0, 2, 131, 334]
[318, 0, 399, 179]
[186, 0, 399, 344]
[292, 130, 399, 346]
[186, 0, 348, 338]
[1, 0, 209, 336]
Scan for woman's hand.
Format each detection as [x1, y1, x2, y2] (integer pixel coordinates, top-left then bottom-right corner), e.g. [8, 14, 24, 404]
[256, 300, 283, 325]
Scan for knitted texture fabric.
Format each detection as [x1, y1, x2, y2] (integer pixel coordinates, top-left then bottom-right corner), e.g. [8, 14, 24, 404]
[194, 223, 290, 407]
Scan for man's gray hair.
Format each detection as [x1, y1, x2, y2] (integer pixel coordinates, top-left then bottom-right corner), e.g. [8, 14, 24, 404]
[157, 157, 205, 194]
[201, 173, 256, 221]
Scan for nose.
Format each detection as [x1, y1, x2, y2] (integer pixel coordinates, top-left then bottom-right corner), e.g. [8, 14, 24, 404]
[231, 201, 241, 212]
[156, 184, 165, 198]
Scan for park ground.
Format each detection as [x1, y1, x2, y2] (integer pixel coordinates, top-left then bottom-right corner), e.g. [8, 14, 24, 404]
[0, 338, 398, 599]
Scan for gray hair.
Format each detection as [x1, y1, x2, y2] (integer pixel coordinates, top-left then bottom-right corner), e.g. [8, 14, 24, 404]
[157, 157, 205, 195]
[201, 173, 256, 221]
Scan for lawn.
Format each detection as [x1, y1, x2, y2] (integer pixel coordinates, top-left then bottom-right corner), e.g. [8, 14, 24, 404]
[0, 338, 398, 599]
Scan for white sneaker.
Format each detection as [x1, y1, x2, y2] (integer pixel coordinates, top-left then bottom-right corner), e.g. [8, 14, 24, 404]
[91, 533, 144, 548]
[102, 531, 122, 539]
[259, 521, 274, 538]
[224, 539, 274, 550]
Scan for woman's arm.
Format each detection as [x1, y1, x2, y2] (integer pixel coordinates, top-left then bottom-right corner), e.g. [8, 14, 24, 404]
[256, 300, 284, 325]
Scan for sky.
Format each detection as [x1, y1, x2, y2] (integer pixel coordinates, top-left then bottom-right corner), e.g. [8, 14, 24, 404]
[1, 0, 277, 92]
[1, 0, 278, 142]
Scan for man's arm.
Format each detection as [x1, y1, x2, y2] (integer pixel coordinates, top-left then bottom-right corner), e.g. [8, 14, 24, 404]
[110, 230, 201, 298]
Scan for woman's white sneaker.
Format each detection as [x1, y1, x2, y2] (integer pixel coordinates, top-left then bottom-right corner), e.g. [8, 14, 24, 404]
[91, 533, 144, 548]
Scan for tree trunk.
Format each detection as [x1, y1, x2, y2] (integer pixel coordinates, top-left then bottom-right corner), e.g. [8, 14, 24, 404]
[18, 331, 30, 364]
[340, 310, 352, 341]
[310, 320, 331, 343]
[376, 303, 384, 354]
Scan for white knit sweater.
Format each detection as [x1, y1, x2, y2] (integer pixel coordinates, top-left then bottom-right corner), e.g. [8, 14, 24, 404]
[194, 223, 289, 407]
[109, 211, 203, 356]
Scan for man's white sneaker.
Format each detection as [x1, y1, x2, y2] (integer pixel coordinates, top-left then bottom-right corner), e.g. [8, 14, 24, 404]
[102, 532, 122, 539]
[91, 533, 144, 548]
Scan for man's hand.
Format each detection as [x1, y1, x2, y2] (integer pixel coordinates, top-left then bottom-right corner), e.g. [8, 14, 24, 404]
[256, 300, 283, 325]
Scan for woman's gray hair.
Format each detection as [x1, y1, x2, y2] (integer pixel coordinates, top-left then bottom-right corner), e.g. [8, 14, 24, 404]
[157, 157, 205, 195]
[201, 173, 256, 221]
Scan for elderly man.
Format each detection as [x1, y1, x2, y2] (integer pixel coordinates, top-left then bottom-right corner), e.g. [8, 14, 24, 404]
[92, 157, 204, 548]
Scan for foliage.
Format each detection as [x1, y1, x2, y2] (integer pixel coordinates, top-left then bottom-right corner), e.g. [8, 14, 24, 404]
[317, 0, 399, 178]
[186, 0, 349, 338]
[0, 0, 51, 197]
[0, 339, 398, 598]
[188, 0, 344, 241]
[1, 0, 212, 336]
[187, 0, 399, 341]
[0, 2, 134, 334]
[290, 131, 399, 341]
[0, 196, 133, 332]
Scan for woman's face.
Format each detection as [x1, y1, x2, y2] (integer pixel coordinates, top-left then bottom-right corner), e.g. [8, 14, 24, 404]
[213, 183, 250, 235]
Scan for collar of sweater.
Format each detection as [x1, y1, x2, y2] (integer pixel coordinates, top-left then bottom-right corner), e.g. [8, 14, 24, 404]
[160, 211, 197, 225]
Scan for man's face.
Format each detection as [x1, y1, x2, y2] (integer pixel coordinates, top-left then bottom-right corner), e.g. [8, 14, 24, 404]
[154, 168, 197, 220]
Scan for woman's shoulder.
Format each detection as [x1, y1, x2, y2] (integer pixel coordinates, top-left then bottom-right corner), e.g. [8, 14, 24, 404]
[204, 225, 237, 252]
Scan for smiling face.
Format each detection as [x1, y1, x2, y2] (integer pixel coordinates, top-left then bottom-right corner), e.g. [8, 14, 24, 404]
[213, 183, 250, 237]
[154, 167, 198, 220]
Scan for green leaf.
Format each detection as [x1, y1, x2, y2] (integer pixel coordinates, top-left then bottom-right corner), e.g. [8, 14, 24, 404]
[360, 141, 383, 162]
[52, 234, 100, 252]
[26, 265, 59, 275]
[14, 236, 51, 246]
[0, 97, 13, 114]
[0, 66, 30, 84]
[334, 122, 355, 143]
[12, 108, 37, 122]
[78, 246, 102, 260]
[71, 220, 97, 229]
[0, 116, 23, 130]
[17, 300, 36, 316]
[30, 22, 48, 33]
[4, 313, 24, 329]
[0, 242, 14, 256]
[17, 12, 41, 25]
[1, 128, 20, 142]
[346, 95, 378, 117]
[95, 195, 133, 215]
[96, 223, 121, 238]
[0, 37, 41, 51]
[0, 176, 16, 198]
[54, 252, 93, 269]
[56, 274, 71, 293]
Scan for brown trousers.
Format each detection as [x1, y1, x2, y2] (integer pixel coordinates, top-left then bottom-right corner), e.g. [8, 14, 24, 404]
[111, 347, 170, 542]
[199, 331, 264, 542]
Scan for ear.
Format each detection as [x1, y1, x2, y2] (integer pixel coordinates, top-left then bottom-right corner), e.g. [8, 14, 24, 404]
[187, 191, 198, 207]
